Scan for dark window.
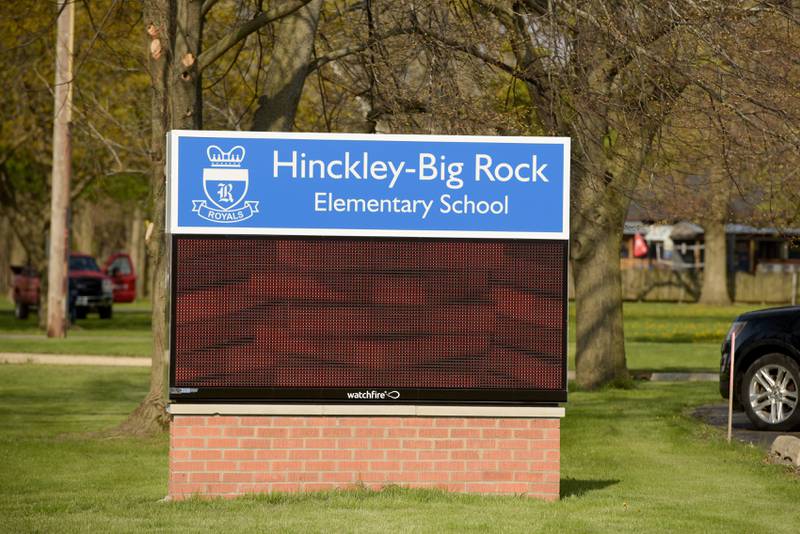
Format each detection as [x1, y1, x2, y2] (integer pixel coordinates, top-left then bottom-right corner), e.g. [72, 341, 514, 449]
[756, 240, 781, 261]
[733, 240, 750, 272]
[69, 256, 100, 272]
[108, 256, 132, 275]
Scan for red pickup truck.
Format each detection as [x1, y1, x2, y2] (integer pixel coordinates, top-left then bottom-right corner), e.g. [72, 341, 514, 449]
[11, 253, 137, 320]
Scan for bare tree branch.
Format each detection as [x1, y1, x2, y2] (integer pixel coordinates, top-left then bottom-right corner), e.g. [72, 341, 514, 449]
[196, 0, 314, 73]
[307, 26, 415, 73]
[201, 0, 221, 18]
[409, 19, 547, 94]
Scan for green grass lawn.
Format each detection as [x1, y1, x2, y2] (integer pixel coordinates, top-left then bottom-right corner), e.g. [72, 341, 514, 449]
[0, 297, 769, 371]
[618, 301, 755, 343]
[570, 301, 757, 372]
[565, 301, 753, 346]
[601, 341, 720, 373]
[1, 364, 798, 532]
[0, 297, 152, 356]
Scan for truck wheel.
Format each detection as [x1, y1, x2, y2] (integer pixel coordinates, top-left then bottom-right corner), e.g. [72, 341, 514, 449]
[75, 308, 87, 320]
[741, 353, 800, 431]
[14, 302, 29, 320]
[98, 306, 112, 320]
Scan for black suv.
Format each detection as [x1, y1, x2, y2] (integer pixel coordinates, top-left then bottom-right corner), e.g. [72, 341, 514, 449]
[720, 306, 800, 431]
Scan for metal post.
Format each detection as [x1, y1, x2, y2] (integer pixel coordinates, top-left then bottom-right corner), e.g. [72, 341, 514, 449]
[727, 331, 736, 444]
[46, 0, 74, 338]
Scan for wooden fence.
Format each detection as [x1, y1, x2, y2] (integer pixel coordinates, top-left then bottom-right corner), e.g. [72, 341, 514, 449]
[568, 269, 800, 304]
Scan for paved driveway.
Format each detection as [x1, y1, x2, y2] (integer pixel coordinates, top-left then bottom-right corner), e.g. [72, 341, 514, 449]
[694, 404, 800, 450]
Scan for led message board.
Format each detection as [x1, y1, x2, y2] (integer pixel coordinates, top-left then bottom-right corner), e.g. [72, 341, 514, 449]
[167, 131, 569, 404]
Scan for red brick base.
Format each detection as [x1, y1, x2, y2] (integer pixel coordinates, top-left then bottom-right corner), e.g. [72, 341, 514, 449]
[169, 415, 560, 501]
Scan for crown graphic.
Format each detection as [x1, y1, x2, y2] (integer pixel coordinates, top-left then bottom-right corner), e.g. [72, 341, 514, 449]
[207, 145, 245, 167]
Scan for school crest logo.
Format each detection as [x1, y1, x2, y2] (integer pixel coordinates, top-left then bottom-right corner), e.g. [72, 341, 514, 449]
[192, 145, 259, 223]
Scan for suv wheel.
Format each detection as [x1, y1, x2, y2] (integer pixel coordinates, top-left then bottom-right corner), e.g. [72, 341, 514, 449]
[742, 353, 800, 431]
[98, 306, 112, 320]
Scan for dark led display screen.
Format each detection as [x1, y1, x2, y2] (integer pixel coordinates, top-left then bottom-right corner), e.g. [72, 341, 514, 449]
[170, 236, 567, 404]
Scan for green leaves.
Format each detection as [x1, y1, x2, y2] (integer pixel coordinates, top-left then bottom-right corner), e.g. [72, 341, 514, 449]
[603, 128, 619, 153]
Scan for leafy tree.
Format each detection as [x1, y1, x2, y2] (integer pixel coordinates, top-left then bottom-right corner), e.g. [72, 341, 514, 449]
[0, 1, 149, 326]
[638, 12, 800, 304]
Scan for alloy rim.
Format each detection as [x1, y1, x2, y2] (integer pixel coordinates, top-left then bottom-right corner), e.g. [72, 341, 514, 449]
[748, 364, 798, 425]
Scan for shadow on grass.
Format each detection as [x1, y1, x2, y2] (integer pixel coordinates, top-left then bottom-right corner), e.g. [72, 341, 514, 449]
[628, 335, 723, 343]
[81, 375, 147, 404]
[560, 478, 619, 498]
[630, 368, 717, 375]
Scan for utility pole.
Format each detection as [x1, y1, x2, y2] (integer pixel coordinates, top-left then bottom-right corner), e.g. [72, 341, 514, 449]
[46, 0, 75, 338]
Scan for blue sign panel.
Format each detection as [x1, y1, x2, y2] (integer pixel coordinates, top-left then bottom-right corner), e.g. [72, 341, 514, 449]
[168, 131, 570, 239]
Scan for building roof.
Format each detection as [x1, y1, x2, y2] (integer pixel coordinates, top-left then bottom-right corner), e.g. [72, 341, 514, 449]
[623, 220, 800, 240]
[623, 221, 648, 235]
[724, 224, 800, 237]
[670, 221, 704, 240]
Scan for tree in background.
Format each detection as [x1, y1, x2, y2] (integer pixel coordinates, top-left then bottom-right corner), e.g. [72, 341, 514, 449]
[0, 2, 64, 302]
[640, 17, 800, 306]
[396, 0, 800, 388]
[0, 1, 149, 326]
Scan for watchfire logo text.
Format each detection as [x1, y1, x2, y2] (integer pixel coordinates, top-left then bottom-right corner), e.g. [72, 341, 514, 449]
[346, 390, 401, 400]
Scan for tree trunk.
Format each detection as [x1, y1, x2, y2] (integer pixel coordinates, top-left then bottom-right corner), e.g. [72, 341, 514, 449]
[10, 230, 26, 266]
[36, 247, 49, 330]
[0, 216, 9, 297]
[46, 0, 75, 339]
[128, 206, 145, 297]
[73, 202, 94, 255]
[251, 0, 322, 131]
[122, 0, 318, 435]
[571, 217, 629, 389]
[142, 224, 151, 298]
[117, 0, 173, 436]
[570, 158, 632, 389]
[121, 0, 205, 435]
[698, 165, 732, 306]
[172, 0, 203, 130]
[699, 218, 731, 305]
